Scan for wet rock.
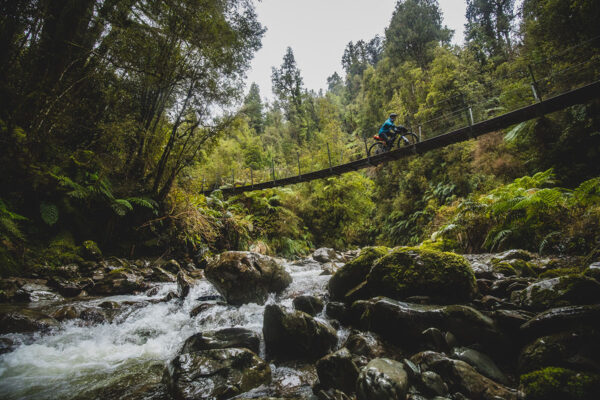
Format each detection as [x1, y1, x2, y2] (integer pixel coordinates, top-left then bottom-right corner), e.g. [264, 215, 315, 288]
[79, 308, 106, 324]
[320, 262, 340, 276]
[146, 286, 160, 296]
[356, 358, 409, 400]
[316, 348, 360, 394]
[89, 269, 146, 295]
[0, 309, 59, 333]
[164, 348, 271, 400]
[325, 302, 351, 325]
[511, 275, 600, 310]
[343, 331, 388, 360]
[412, 352, 516, 400]
[422, 327, 448, 352]
[0, 279, 30, 302]
[162, 259, 182, 275]
[181, 328, 260, 354]
[518, 329, 600, 374]
[492, 309, 534, 335]
[328, 247, 388, 301]
[151, 267, 176, 282]
[352, 298, 502, 351]
[0, 337, 15, 354]
[190, 303, 220, 317]
[98, 301, 120, 310]
[54, 263, 80, 278]
[451, 347, 508, 385]
[293, 295, 324, 316]
[50, 305, 79, 321]
[470, 262, 496, 280]
[176, 271, 195, 299]
[520, 367, 600, 400]
[47, 276, 93, 297]
[313, 248, 337, 263]
[495, 249, 534, 262]
[163, 291, 178, 302]
[365, 247, 477, 304]
[263, 304, 337, 361]
[520, 305, 600, 339]
[420, 370, 448, 397]
[82, 240, 102, 261]
[205, 251, 292, 305]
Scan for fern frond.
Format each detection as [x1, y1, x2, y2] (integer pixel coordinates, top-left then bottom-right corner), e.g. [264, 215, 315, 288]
[40, 202, 59, 226]
[111, 199, 133, 216]
[127, 197, 158, 210]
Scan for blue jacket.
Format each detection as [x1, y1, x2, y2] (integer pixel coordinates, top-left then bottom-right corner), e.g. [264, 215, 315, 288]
[379, 118, 396, 134]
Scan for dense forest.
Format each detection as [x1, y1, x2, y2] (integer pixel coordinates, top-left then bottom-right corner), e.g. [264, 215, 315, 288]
[1, 0, 599, 276]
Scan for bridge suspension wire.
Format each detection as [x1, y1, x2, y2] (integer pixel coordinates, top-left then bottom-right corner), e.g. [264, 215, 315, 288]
[202, 36, 600, 194]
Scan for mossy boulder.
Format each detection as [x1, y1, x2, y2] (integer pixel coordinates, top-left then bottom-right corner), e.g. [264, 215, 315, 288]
[493, 258, 538, 277]
[511, 275, 600, 310]
[0, 309, 59, 334]
[205, 252, 292, 305]
[88, 269, 146, 295]
[316, 347, 360, 394]
[520, 367, 600, 400]
[81, 240, 102, 261]
[356, 358, 409, 400]
[583, 262, 600, 281]
[328, 246, 388, 301]
[518, 329, 600, 374]
[180, 328, 260, 355]
[365, 247, 477, 303]
[520, 305, 600, 339]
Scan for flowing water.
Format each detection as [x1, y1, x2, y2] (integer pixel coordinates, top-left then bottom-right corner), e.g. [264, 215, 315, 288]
[0, 258, 338, 399]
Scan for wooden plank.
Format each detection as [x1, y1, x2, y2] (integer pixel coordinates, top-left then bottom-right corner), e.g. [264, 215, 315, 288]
[202, 81, 600, 196]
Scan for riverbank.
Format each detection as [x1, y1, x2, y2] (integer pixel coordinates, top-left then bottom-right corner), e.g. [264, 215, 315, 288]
[1, 246, 599, 399]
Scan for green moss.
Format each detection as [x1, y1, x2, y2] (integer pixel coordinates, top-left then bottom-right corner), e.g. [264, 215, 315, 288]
[527, 275, 600, 309]
[366, 247, 477, 303]
[108, 267, 128, 275]
[328, 246, 389, 301]
[82, 240, 102, 259]
[39, 231, 84, 267]
[511, 259, 538, 277]
[540, 267, 584, 279]
[494, 262, 517, 276]
[419, 238, 459, 252]
[520, 367, 600, 400]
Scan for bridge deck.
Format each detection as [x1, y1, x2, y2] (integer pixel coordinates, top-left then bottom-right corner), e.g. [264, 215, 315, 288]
[203, 80, 600, 196]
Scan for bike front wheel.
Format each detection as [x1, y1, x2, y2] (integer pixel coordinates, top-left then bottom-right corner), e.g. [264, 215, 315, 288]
[368, 142, 387, 157]
[398, 132, 419, 147]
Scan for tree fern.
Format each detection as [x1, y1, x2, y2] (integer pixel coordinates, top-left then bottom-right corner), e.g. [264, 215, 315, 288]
[111, 199, 133, 216]
[40, 202, 59, 226]
[0, 199, 27, 241]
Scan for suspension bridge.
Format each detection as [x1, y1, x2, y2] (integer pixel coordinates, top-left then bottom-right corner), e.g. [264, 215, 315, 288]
[201, 39, 600, 197]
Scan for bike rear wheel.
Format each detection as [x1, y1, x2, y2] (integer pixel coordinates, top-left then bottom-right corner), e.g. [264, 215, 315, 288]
[398, 132, 419, 147]
[368, 142, 387, 157]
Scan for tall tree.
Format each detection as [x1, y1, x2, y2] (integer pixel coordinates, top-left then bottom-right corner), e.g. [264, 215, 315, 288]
[465, 0, 515, 62]
[385, 0, 452, 68]
[243, 83, 264, 134]
[271, 47, 305, 141]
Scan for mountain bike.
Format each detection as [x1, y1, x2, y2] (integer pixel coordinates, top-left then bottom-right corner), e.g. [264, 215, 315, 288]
[368, 127, 419, 156]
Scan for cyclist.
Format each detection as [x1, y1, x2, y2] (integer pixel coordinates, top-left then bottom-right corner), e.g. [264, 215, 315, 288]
[378, 113, 407, 149]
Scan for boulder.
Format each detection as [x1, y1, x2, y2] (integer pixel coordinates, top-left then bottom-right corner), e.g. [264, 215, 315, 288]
[356, 358, 409, 400]
[151, 267, 176, 282]
[511, 275, 600, 310]
[164, 348, 271, 400]
[313, 248, 337, 263]
[495, 249, 534, 262]
[162, 259, 182, 275]
[518, 329, 600, 374]
[520, 367, 600, 400]
[420, 370, 448, 397]
[0, 309, 59, 333]
[88, 269, 146, 295]
[205, 252, 292, 305]
[176, 271, 195, 299]
[47, 276, 93, 297]
[82, 240, 102, 261]
[343, 331, 388, 360]
[451, 347, 508, 385]
[0, 279, 30, 302]
[293, 295, 324, 316]
[584, 262, 600, 281]
[263, 304, 337, 361]
[328, 247, 388, 301]
[352, 298, 502, 351]
[411, 352, 516, 400]
[365, 247, 477, 303]
[325, 302, 351, 325]
[520, 305, 600, 339]
[50, 305, 79, 321]
[316, 348, 360, 394]
[181, 328, 260, 354]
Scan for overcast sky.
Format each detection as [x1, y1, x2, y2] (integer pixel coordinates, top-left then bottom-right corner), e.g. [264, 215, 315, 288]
[245, 0, 468, 101]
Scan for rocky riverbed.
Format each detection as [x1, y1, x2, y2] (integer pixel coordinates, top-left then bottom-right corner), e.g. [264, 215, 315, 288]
[1, 247, 599, 399]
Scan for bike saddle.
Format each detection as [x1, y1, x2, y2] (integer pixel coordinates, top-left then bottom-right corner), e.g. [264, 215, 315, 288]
[373, 135, 384, 141]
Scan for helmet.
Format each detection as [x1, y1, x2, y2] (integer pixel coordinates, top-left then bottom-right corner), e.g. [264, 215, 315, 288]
[389, 113, 398, 118]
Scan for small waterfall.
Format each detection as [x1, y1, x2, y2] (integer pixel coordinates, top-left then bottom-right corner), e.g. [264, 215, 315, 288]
[0, 258, 333, 400]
